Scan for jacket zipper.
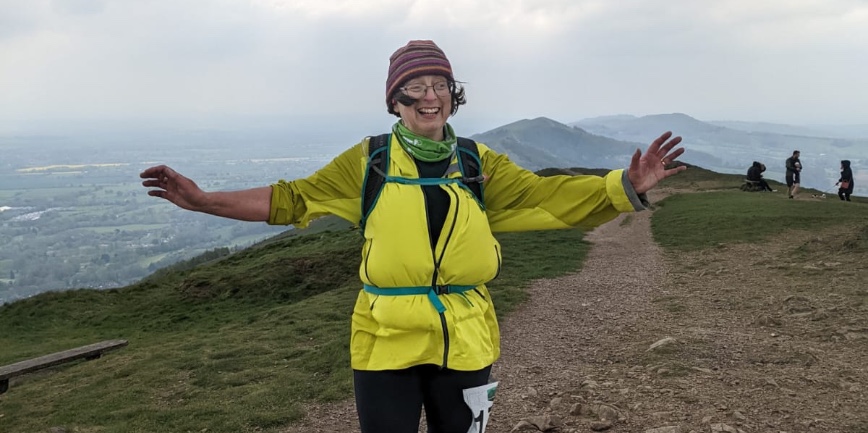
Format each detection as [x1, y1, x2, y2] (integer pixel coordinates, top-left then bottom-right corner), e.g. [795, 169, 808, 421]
[363, 240, 380, 310]
[493, 244, 502, 279]
[419, 184, 447, 368]
[435, 186, 462, 368]
[362, 240, 373, 283]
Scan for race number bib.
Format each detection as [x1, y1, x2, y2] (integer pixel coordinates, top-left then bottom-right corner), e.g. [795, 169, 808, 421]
[463, 381, 499, 433]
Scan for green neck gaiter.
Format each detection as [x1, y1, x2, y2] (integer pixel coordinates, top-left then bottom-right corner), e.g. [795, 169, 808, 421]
[392, 121, 457, 162]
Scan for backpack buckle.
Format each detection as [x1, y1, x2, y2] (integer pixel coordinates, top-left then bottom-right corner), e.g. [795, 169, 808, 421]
[461, 175, 485, 184]
[433, 285, 451, 295]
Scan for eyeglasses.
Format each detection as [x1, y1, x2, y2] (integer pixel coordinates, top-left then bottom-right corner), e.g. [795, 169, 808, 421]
[400, 82, 451, 98]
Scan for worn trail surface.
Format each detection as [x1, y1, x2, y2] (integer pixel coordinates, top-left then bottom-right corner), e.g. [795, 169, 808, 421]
[284, 195, 868, 432]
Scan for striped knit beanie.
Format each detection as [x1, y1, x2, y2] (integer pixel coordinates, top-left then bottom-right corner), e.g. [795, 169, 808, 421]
[386, 40, 454, 114]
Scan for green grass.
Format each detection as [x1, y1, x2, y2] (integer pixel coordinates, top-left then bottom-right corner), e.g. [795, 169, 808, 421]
[651, 190, 868, 250]
[488, 228, 589, 311]
[0, 222, 590, 433]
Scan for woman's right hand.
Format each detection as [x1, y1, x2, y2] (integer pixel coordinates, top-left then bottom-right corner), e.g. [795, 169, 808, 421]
[140, 165, 272, 221]
[140, 165, 207, 211]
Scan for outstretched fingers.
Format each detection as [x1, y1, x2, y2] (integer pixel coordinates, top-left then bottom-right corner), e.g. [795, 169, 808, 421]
[647, 131, 673, 156]
[141, 179, 162, 188]
[662, 147, 685, 165]
[664, 163, 688, 176]
[658, 135, 682, 156]
[142, 165, 181, 187]
[629, 148, 642, 171]
[140, 165, 168, 179]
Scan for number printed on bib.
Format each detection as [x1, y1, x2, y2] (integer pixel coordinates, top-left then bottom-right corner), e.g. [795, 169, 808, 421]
[463, 381, 499, 433]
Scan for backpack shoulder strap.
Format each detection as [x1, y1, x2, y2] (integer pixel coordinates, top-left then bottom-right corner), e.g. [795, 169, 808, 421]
[456, 137, 484, 207]
[361, 135, 484, 231]
[360, 133, 391, 230]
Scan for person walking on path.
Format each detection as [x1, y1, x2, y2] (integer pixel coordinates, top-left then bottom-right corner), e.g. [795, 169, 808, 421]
[140, 40, 687, 433]
[785, 150, 802, 199]
[837, 160, 854, 201]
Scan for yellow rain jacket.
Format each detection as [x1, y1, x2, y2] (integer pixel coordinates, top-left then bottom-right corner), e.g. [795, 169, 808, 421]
[268, 135, 646, 371]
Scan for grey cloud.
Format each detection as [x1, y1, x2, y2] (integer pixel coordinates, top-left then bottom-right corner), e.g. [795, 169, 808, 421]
[50, 0, 106, 15]
[0, 2, 42, 39]
[1, 0, 867, 127]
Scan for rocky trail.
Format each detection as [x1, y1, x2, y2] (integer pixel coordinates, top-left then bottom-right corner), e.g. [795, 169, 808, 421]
[284, 192, 868, 433]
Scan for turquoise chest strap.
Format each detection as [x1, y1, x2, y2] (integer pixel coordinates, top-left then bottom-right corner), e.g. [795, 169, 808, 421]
[363, 284, 477, 313]
[385, 175, 482, 201]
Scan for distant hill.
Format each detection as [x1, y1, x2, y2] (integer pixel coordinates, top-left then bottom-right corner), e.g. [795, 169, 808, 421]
[469, 117, 633, 171]
[2, 113, 862, 306]
[807, 124, 868, 140]
[710, 120, 868, 141]
[573, 113, 722, 139]
[708, 120, 843, 138]
[571, 113, 868, 194]
[469, 116, 720, 172]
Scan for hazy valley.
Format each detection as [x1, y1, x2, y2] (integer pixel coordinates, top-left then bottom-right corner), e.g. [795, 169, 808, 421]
[2, 114, 866, 304]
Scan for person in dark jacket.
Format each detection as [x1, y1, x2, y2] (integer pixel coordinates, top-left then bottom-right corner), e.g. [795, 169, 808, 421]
[785, 150, 801, 199]
[837, 160, 854, 201]
[746, 161, 773, 191]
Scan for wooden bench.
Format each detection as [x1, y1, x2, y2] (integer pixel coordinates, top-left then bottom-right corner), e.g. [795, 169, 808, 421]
[0, 339, 128, 394]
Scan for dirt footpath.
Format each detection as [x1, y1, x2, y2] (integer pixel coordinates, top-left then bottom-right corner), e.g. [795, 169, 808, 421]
[284, 197, 868, 433]
[489, 201, 868, 433]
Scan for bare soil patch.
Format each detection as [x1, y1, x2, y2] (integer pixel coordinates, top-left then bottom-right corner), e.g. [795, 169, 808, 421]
[283, 194, 868, 433]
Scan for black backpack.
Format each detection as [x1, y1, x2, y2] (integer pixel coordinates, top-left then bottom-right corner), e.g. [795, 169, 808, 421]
[360, 133, 484, 231]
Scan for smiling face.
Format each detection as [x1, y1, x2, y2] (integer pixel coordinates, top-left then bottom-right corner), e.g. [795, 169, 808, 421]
[393, 75, 451, 141]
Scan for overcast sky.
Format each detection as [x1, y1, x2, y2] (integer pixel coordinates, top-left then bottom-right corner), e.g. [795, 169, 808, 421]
[2, 0, 867, 136]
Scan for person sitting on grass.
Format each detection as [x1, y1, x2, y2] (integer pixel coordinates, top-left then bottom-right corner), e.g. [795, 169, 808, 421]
[746, 161, 774, 192]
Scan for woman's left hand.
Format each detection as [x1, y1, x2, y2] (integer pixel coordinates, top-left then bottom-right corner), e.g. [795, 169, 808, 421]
[627, 131, 686, 194]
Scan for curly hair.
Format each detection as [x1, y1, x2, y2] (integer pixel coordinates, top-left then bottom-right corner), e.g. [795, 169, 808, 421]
[387, 79, 467, 117]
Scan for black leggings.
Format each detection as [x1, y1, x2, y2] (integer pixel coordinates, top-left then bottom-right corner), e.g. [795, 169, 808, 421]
[354, 364, 492, 433]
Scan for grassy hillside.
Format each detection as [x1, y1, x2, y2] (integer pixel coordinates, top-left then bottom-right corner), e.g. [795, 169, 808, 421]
[0, 220, 590, 432]
[653, 162, 868, 249]
[1, 164, 866, 432]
